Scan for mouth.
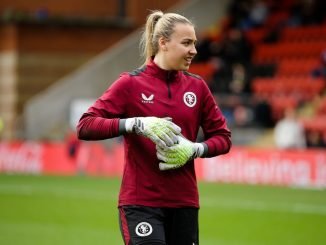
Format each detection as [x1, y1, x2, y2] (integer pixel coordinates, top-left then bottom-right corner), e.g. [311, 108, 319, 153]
[184, 57, 193, 65]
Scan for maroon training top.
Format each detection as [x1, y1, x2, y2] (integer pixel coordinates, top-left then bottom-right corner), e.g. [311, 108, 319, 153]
[77, 60, 231, 208]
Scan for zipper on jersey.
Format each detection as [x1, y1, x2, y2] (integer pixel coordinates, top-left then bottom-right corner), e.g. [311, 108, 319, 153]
[167, 82, 172, 98]
[167, 72, 172, 99]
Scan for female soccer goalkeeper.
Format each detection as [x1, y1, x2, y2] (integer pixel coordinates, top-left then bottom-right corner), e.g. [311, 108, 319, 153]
[77, 10, 231, 245]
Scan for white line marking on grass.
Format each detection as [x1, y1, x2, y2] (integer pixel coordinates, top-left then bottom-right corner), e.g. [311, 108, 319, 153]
[0, 184, 117, 201]
[2, 183, 326, 216]
[201, 198, 326, 216]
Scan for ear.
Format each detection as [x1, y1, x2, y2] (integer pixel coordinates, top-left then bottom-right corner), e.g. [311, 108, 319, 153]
[158, 37, 168, 51]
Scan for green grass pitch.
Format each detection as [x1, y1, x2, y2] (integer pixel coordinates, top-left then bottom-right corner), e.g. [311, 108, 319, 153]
[0, 174, 326, 245]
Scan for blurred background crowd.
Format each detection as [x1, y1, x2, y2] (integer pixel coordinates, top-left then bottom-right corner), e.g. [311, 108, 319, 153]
[0, 0, 325, 150]
[190, 0, 326, 149]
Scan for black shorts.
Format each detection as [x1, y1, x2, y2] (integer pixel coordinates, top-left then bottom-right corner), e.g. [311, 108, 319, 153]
[119, 205, 199, 245]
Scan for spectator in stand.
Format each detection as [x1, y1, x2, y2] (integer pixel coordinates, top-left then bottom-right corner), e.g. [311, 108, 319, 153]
[322, 131, 326, 148]
[274, 107, 306, 149]
[306, 130, 326, 148]
[213, 62, 252, 94]
[218, 28, 252, 66]
[312, 49, 326, 79]
[253, 95, 274, 128]
[288, 0, 326, 26]
[227, 0, 251, 28]
[211, 28, 253, 95]
[233, 104, 254, 127]
[245, 0, 269, 29]
[227, 0, 269, 30]
[229, 62, 252, 95]
[192, 32, 213, 63]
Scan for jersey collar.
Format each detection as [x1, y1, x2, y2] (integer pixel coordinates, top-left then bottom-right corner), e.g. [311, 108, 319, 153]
[146, 59, 181, 82]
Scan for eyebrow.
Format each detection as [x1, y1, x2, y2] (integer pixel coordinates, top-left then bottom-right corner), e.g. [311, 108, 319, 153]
[182, 38, 197, 43]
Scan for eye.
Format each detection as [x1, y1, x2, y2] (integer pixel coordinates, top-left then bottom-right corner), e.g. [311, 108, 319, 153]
[183, 40, 193, 46]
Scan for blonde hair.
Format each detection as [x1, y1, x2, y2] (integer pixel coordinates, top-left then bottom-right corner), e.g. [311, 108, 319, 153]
[140, 10, 194, 65]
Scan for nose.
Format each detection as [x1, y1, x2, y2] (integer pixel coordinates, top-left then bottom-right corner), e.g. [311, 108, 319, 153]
[190, 44, 197, 55]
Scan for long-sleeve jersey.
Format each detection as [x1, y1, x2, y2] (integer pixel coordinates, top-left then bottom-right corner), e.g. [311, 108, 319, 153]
[77, 60, 231, 208]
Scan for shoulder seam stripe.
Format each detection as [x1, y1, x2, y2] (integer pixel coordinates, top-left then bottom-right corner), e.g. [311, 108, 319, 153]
[129, 66, 146, 76]
[183, 71, 202, 80]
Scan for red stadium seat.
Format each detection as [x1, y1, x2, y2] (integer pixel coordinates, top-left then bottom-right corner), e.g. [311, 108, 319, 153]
[281, 26, 326, 41]
[244, 28, 268, 45]
[269, 95, 298, 120]
[253, 41, 326, 63]
[316, 97, 326, 115]
[188, 62, 217, 83]
[301, 116, 326, 133]
[252, 77, 325, 101]
[277, 58, 320, 76]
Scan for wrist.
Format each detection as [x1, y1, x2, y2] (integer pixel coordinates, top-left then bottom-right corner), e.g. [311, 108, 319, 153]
[194, 143, 208, 158]
[194, 143, 204, 158]
[119, 118, 135, 134]
[125, 118, 136, 133]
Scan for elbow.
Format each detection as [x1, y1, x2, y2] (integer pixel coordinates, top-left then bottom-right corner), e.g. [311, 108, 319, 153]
[224, 139, 232, 154]
[76, 123, 89, 140]
[76, 128, 84, 140]
[219, 136, 232, 155]
[223, 134, 232, 154]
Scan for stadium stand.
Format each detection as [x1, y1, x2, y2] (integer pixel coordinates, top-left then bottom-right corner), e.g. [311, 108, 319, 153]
[1, 0, 325, 148]
[20, 0, 230, 140]
[190, 0, 326, 147]
[0, 0, 193, 140]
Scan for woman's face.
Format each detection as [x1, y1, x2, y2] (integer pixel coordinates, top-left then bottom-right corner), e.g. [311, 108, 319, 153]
[161, 23, 197, 71]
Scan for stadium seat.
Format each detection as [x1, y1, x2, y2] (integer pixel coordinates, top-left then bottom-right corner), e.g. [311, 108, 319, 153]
[252, 77, 325, 101]
[277, 58, 320, 76]
[281, 26, 326, 41]
[264, 11, 290, 28]
[301, 116, 326, 133]
[269, 94, 298, 120]
[253, 41, 326, 63]
[316, 97, 326, 115]
[244, 28, 268, 45]
[188, 62, 216, 83]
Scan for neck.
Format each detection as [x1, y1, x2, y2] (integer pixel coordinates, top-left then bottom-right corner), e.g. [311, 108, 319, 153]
[153, 54, 171, 70]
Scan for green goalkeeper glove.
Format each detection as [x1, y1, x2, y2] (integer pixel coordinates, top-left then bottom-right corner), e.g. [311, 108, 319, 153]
[124, 117, 181, 148]
[156, 135, 206, 170]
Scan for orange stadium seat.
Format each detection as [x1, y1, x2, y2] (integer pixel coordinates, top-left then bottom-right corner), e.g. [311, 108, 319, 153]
[244, 28, 268, 45]
[281, 26, 326, 41]
[269, 95, 298, 120]
[301, 116, 326, 133]
[252, 77, 325, 100]
[264, 11, 290, 28]
[277, 58, 320, 76]
[253, 41, 326, 63]
[278, 0, 296, 10]
[252, 76, 325, 120]
[188, 62, 216, 83]
[316, 97, 326, 115]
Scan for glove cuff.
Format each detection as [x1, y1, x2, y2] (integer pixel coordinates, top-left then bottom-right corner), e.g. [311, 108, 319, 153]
[125, 118, 136, 133]
[194, 143, 205, 158]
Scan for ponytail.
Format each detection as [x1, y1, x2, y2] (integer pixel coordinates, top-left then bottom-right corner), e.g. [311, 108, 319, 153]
[140, 10, 193, 66]
[140, 10, 164, 66]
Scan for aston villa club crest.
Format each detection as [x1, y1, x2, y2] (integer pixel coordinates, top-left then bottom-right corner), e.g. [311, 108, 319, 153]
[135, 222, 153, 237]
[183, 92, 197, 107]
